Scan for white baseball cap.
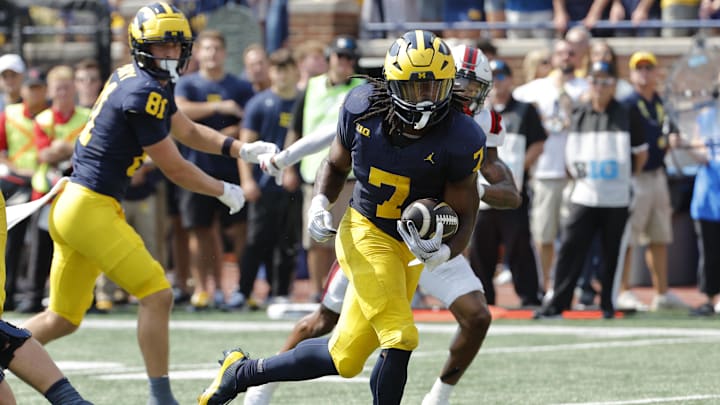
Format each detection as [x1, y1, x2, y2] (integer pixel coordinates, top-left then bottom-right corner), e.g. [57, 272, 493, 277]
[0, 54, 27, 75]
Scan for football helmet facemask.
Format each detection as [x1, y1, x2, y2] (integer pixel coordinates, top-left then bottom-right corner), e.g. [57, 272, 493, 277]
[384, 30, 455, 130]
[128, 2, 193, 82]
[451, 44, 493, 115]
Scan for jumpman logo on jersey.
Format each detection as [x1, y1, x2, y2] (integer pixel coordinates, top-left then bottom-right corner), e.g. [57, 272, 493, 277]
[424, 152, 435, 165]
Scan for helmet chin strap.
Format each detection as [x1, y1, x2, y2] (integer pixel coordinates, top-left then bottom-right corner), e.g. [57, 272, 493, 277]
[414, 112, 432, 130]
[158, 59, 180, 82]
[413, 100, 434, 130]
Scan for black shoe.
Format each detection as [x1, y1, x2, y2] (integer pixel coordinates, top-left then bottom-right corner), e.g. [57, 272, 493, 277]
[579, 289, 597, 307]
[602, 310, 616, 319]
[689, 303, 715, 317]
[521, 294, 543, 308]
[533, 307, 562, 320]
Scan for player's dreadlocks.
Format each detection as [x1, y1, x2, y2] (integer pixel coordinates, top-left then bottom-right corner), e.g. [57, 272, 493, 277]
[353, 75, 470, 137]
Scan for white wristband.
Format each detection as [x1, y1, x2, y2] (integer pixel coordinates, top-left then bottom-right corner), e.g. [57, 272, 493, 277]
[310, 194, 331, 210]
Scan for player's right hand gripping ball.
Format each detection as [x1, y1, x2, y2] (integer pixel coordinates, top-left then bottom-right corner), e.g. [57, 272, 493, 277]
[400, 198, 459, 242]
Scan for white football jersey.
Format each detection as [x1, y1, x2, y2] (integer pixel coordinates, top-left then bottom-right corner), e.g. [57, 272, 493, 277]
[474, 108, 506, 147]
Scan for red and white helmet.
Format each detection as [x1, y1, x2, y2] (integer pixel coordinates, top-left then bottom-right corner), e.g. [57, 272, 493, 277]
[451, 44, 493, 114]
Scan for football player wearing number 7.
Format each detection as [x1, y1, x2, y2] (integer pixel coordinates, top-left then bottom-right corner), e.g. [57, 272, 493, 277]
[199, 30, 486, 405]
[241, 44, 518, 405]
[21, 3, 277, 405]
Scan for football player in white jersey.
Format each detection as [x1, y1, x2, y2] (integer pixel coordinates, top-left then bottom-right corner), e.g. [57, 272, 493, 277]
[242, 45, 519, 405]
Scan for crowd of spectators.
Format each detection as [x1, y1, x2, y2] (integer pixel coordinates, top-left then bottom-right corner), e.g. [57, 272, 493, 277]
[361, 0, 720, 39]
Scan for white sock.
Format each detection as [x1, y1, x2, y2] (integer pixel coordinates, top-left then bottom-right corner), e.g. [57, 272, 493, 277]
[428, 378, 453, 402]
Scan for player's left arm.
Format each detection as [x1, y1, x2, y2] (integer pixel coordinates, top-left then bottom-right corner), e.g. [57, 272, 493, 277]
[170, 109, 245, 158]
[443, 173, 479, 258]
[479, 148, 521, 209]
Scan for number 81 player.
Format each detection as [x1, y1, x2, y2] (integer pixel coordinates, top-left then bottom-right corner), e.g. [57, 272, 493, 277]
[21, 3, 277, 404]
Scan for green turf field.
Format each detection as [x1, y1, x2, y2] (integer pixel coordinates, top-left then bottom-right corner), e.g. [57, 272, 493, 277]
[5, 309, 720, 404]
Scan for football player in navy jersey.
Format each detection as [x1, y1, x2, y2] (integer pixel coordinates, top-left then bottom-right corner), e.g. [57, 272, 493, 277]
[20, 3, 276, 405]
[244, 44, 514, 405]
[199, 30, 486, 405]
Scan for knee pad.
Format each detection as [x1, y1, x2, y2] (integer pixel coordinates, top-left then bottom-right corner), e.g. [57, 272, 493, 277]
[0, 320, 32, 369]
[380, 324, 419, 352]
[334, 354, 366, 378]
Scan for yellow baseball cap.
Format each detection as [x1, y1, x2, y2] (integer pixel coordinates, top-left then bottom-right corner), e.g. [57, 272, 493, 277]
[629, 51, 657, 69]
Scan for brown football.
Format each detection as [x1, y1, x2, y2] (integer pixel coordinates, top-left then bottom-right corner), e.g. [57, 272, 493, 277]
[400, 198, 459, 241]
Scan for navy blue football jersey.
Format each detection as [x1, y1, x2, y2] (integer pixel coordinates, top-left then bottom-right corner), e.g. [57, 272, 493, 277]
[72, 62, 178, 200]
[338, 83, 486, 239]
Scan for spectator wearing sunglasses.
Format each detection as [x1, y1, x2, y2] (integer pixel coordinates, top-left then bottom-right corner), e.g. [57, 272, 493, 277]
[587, 40, 634, 100]
[535, 60, 648, 319]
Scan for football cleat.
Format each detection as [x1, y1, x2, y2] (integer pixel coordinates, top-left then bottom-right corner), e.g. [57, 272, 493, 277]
[198, 348, 249, 405]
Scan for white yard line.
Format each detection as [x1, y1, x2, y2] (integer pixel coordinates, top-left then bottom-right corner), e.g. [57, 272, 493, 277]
[551, 394, 720, 405]
[414, 336, 719, 357]
[6, 317, 720, 338]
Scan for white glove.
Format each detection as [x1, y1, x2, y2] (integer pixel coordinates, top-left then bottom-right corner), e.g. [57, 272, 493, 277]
[217, 181, 246, 214]
[258, 152, 283, 186]
[397, 219, 451, 270]
[239, 141, 279, 164]
[307, 194, 336, 242]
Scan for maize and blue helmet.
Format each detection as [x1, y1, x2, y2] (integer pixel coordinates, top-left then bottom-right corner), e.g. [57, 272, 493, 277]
[128, 2, 193, 82]
[383, 30, 456, 130]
